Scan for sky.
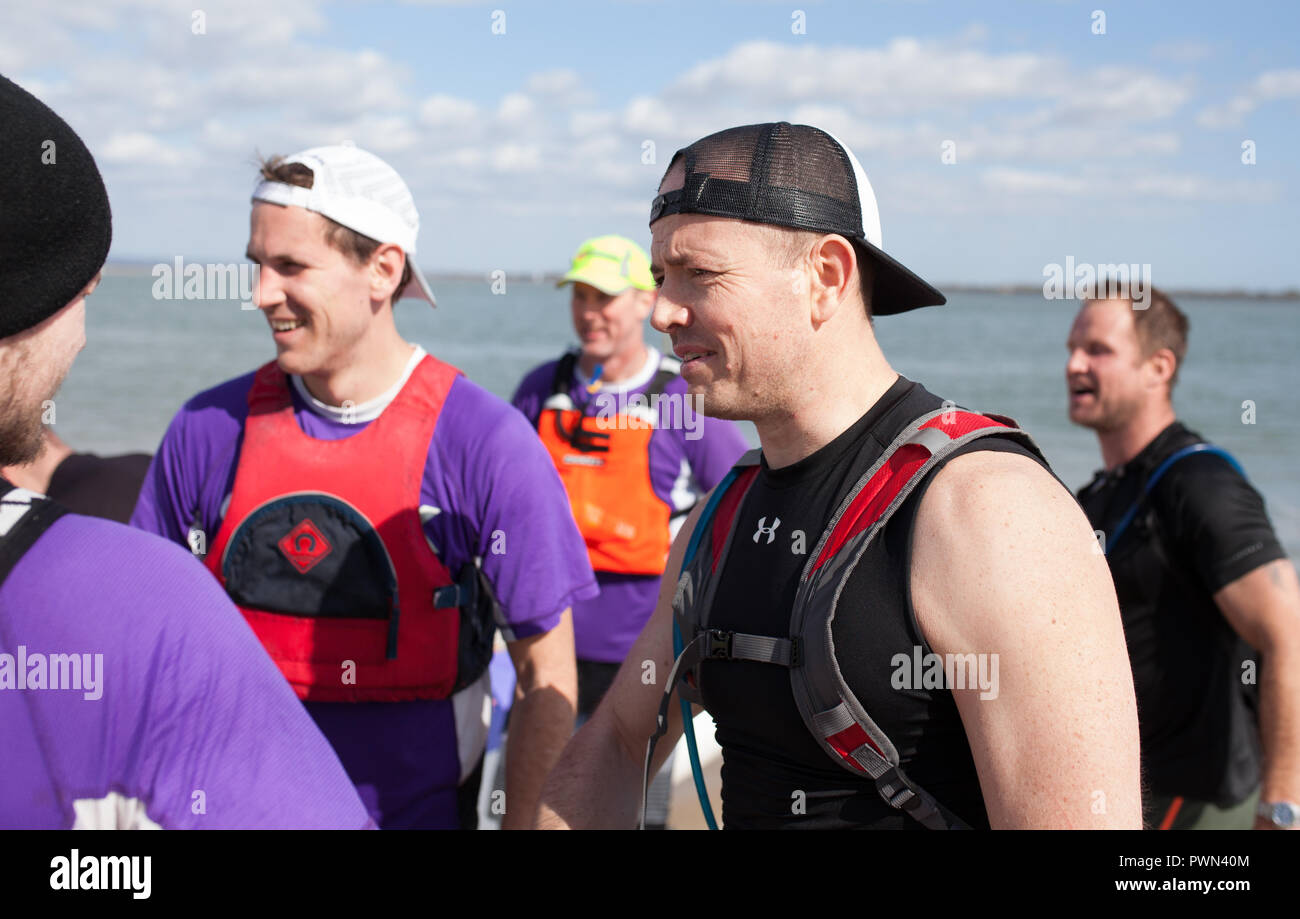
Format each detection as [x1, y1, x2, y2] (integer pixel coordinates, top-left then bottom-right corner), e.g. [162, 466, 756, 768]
[5, 0, 1299, 289]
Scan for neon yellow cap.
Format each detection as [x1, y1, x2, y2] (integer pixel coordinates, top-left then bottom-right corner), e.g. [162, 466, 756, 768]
[557, 234, 655, 295]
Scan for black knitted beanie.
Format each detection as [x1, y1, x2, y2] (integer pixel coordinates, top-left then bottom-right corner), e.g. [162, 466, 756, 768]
[0, 73, 112, 339]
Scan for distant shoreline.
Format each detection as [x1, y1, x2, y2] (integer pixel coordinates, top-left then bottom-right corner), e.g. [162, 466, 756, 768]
[102, 261, 1300, 301]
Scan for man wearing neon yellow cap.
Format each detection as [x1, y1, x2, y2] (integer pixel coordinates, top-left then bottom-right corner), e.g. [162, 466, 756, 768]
[512, 235, 748, 827]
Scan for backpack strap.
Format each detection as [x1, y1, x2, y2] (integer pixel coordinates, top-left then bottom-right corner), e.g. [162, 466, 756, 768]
[0, 480, 69, 592]
[646, 353, 681, 399]
[541, 351, 610, 453]
[642, 450, 760, 829]
[1105, 443, 1244, 555]
[548, 350, 580, 400]
[789, 408, 1041, 829]
[663, 408, 1047, 830]
[539, 351, 580, 418]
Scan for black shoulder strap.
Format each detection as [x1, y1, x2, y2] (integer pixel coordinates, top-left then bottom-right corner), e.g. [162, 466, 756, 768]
[550, 351, 580, 398]
[647, 353, 682, 399]
[0, 481, 70, 591]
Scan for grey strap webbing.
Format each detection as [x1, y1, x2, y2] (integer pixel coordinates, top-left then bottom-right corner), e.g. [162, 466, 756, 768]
[0, 482, 69, 591]
[708, 629, 798, 667]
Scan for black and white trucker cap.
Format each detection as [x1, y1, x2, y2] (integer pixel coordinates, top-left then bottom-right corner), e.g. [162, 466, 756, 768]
[649, 122, 945, 315]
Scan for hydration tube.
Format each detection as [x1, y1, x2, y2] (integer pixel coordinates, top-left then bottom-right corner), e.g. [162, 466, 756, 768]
[1105, 444, 1244, 555]
[674, 620, 718, 830]
[671, 470, 741, 831]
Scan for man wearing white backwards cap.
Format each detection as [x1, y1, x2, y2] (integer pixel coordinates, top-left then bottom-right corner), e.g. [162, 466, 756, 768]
[539, 122, 1142, 830]
[132, 145, 597, 829]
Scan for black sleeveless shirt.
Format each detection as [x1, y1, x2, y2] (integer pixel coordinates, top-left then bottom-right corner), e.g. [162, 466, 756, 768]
[699, 376, 1050, 829]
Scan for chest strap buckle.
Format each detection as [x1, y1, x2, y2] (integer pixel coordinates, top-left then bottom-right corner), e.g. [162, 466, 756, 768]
[706, 629, 733, 659]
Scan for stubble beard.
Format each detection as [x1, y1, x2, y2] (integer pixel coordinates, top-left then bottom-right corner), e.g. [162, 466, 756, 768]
[0, 389, 52, 470]
[1075, 392, 1140, 435]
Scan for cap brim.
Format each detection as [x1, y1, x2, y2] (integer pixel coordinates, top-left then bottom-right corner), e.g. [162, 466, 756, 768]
[556, 267, 634, 296]
[850, 239, 945, 315]
[401, 261, 437, 308]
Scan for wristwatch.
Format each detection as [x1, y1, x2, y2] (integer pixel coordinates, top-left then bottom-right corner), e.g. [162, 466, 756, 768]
[1257, 800, 1299, 828]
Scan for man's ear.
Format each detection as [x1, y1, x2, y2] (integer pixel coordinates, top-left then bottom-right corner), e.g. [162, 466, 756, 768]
[808, 234, 856, 324]
[370, 243, 406, 304]
[1145, 347, 1177, 390]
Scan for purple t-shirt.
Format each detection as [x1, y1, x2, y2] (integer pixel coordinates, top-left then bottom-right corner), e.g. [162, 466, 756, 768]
[0, 511, 373, 829]
[512, 349, 749, 662]
[130, 350, 598, 829]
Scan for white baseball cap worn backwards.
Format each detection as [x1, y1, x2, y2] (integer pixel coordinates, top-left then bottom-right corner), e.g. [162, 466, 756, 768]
[252, 144, 438, 307]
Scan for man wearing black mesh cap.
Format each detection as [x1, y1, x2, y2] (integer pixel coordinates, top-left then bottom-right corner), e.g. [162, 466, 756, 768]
[539, 123, 1142, 830]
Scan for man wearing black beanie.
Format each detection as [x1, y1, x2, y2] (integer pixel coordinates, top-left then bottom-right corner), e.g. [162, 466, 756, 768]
[0, 73, 375, 829]
[0, 69, 111, 467]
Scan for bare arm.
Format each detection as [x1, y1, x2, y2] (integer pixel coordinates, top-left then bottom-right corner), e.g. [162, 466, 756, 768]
[502, 609, 577, 830]
[911, 451, 1142, 828]
[536, 501, 705, 829]
[1214, 558, 1300, 828]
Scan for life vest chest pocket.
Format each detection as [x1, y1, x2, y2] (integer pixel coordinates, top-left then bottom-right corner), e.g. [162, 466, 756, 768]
[222, 493, 398, 620]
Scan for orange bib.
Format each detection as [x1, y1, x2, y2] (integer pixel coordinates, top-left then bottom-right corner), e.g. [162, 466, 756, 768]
[536, 352, 679, 576]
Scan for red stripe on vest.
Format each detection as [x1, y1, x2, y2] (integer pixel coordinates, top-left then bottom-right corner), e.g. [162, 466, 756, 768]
[810, 412, 1011, 574]
[919, 412, 1009, 437]
[711, 465, 759, 572]
[825, 722, 884, 770]
[811, 443, 929, 574]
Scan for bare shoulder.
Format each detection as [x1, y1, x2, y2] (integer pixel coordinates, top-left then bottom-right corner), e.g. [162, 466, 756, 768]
[910, 446, 1113, 649]
[907, 448, 1142, 828]
[914, 447, 1075, 539]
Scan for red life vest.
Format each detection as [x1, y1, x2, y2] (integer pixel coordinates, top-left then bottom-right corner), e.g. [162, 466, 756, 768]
[204, 354, 495, 703]
[536, 351, 681, 576]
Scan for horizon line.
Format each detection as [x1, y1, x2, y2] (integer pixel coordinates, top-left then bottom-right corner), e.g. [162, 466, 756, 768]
[101, 260, 1300, 301]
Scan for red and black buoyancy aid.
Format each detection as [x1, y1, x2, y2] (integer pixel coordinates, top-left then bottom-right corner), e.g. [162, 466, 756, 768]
[203, 355, 498, 703]
[644, 406, 1045, 829]
[537, 350, 682, 576]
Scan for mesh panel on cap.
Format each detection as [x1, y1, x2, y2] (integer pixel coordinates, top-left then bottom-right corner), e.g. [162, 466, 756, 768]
[649, 122, 946, 315]
[652, 123, 863, 239]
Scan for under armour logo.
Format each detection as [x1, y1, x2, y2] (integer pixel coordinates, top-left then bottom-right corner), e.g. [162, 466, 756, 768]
[752, 516, 781, 544]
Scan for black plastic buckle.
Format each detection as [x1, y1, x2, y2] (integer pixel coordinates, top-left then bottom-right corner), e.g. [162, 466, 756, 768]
[432, 567, 477, 610]
[705, 629, 733, 660]
[789, 636, 803, 668]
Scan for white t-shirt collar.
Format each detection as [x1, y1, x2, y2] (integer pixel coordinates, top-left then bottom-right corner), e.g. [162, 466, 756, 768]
[291, 345, 426, 423]
[573, 346, 660, 394]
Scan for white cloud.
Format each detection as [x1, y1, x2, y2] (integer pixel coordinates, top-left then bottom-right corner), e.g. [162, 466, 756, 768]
[982, 168, 1089, 197]
[981, 167, 1277, 204]
[525, 68, 591, 106]
[420, 94, 480, 127]
[1197, 68, 1300, 128]
[497, 92, 537, 122]
[100, 131, 191, 166]
[490, 143, 542, 173]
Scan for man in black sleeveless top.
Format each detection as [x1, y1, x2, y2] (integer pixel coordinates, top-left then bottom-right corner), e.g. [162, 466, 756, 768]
[1068, 291, 1300, 830]
[538, 123, 1142, 829]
